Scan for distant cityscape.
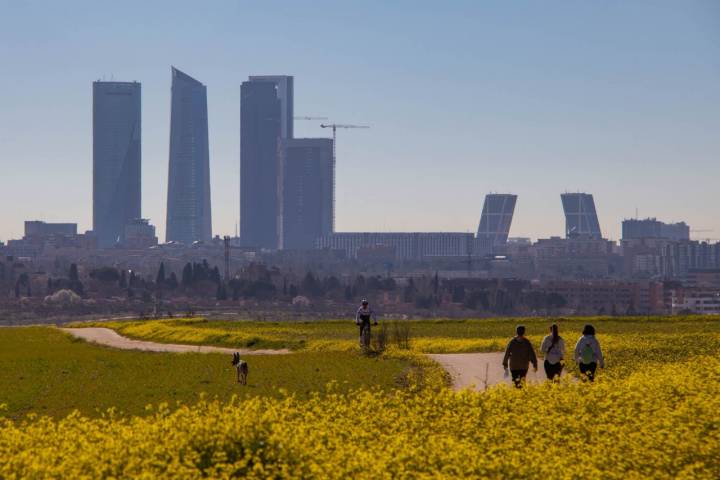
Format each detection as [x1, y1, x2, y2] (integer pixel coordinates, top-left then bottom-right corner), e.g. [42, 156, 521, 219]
[1, 68, 719, 318]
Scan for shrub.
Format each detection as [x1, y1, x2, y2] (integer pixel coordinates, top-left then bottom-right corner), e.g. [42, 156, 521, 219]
[391, 320, 411, 349]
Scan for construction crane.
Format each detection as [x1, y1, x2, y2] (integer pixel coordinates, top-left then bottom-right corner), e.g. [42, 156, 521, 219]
[320, 123, 370, 158]
[320, 123, 370, 228]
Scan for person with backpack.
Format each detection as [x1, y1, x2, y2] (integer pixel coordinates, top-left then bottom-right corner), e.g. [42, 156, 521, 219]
[574, 324, 604, 382]
[502, 325, 538, 388]
[540, 323, 565, 380]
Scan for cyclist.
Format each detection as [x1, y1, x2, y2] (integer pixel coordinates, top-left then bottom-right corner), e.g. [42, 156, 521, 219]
[355, 299, 378, 350]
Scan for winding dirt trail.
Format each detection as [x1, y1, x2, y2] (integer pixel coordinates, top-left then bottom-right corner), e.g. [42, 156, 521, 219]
[428, 353, 550, 391]
[60, 327, 291, 355]
[60, 328, 561, 387]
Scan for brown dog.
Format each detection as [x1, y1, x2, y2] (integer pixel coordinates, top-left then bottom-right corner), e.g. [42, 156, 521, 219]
[231, 352, 248, 385]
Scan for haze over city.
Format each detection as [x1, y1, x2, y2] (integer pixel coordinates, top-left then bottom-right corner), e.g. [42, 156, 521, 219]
[1, 0, 719, 242]
[4, 3, 720, 477]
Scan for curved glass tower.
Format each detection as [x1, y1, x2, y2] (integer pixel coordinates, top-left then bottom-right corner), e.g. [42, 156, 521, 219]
[166, 67, 212, 244]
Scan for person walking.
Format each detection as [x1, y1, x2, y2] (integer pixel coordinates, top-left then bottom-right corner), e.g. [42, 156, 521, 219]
[355, 299, 377, 350]
[540, 324, 565, 380]
[574, 324, 604, 382]
[502, 325, 538, 388]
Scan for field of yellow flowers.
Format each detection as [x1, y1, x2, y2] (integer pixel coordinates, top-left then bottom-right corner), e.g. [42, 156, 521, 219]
[2, 358, 718, 478]
[2, 315, 719, 478]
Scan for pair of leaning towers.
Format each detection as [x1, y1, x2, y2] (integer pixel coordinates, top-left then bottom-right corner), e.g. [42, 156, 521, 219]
[476, 192, 602, 252]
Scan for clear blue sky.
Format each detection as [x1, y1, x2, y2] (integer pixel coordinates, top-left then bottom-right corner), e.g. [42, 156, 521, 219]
[1, 0, 719, 242]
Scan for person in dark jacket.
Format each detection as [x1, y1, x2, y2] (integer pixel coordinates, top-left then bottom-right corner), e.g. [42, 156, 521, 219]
[502, 325, 538, 388]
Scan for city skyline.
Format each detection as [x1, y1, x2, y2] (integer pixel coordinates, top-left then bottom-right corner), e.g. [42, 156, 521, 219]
[1, 1, 719, 243]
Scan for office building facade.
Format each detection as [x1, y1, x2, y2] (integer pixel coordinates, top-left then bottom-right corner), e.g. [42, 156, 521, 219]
[248, 75, 293, 140]
[622, 218, 689, 241]
[123, 218, 158, 249]
[279, 138, 334, 249]
[561, 193, 602, 239]
[240, 80, 281, 248]
[92, 81, 141, 248]
[317, 232, 474, 260]
[166, 67, 212, 244]
[25, 221, 77, 237]
[476, 193, 517, 254]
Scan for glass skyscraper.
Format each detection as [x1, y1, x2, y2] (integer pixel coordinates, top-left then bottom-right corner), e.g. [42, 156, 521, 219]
[240, 79, 282, 248]
[561, 193, 602, 239]
[278, 138, 334, 249]
[166, 67, 212, 244]
[92, 81, 141, 248]
[248, 75, 293, 140]
[476, 193, 517, 253]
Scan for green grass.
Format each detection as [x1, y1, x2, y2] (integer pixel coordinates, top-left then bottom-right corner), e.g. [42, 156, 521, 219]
[9, 315, 720, 418]
[0, 327, 410, 419]
[76, 314, 720, 351]
[73, 315, 720, 380]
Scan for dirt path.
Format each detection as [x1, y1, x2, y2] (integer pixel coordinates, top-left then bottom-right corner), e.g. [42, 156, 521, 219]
[428, 353, 553, 390]
[60, 328, 291, 355]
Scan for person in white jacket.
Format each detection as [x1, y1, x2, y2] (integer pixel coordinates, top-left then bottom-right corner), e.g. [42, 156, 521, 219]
[574, 324, 604, 382]
[540, 324, 565, 380]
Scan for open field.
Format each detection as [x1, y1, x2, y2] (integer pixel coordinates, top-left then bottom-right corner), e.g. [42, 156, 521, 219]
[0, 327, 413, 419]
[2, 315, 720, 478]
[76, 315, 720, 379]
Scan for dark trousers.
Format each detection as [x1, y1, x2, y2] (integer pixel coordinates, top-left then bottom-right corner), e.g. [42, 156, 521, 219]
[358, 319, 371, 347]
[579, 362, 597, 382]
[510, 369, 528, 388]
[544, 360, 563, 380]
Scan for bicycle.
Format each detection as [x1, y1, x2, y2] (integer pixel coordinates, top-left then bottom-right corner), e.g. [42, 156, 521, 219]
[359, 321, 369, 350]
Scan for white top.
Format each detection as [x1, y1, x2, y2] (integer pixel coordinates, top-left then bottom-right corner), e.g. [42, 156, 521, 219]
[540, 335, 566, 365]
